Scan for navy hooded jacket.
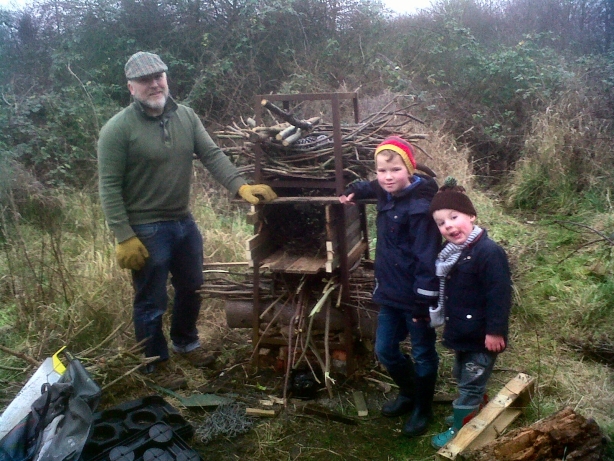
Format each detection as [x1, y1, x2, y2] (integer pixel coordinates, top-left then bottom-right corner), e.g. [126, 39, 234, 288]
[441, 230, 512, 352]
[347, 175, 440, 316]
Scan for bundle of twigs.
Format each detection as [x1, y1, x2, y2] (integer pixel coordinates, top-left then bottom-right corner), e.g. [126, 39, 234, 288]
[215, 99, 429, 182]
[199, 269, 275, 300]
[0, 322, 156, 392]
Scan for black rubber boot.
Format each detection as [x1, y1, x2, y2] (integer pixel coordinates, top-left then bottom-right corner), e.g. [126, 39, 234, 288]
[402, 373, 437, 437]
[381, 394, 414, 417]
[381, 359, 416, 417]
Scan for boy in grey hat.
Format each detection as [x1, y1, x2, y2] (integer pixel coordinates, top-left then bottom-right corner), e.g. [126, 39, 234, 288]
[98, 51, 276, 389]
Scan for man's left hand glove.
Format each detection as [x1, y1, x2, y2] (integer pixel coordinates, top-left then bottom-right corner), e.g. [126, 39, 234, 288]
[238, 184, 277, 204]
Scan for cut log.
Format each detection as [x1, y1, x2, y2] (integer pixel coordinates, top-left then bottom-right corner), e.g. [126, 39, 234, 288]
[460, 407, 606, 461]
[224, 300, 377, 339]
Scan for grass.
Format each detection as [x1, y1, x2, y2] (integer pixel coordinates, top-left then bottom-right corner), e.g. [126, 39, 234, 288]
[1, 127, 613, 459]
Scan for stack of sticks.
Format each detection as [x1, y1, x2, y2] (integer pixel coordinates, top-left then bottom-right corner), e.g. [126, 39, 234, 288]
[214, 99, 429, 182]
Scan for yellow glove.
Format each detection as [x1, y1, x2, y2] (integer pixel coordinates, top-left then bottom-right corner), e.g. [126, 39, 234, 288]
[238, 184, 277, 205]
[116, 236, 149, 271]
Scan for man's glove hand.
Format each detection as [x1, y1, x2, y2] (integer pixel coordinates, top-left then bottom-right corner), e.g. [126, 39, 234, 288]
[116, 236, 149, 271]
[238, 184, 277, 205]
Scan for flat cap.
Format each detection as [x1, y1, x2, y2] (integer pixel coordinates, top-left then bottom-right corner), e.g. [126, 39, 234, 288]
[125, 51, 168, 79]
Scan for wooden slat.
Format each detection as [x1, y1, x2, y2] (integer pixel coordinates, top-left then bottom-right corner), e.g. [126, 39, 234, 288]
[284, 256, 325, 274]
[245, 229, 278, 264]
[353, 391, 368, 417]
[246, 408, 276, 417]
[326, 240, 367, 273]
[261, 250, 298, 272]
[245, 229, 269, 251]
[246, 210, 260, 225]
[326, 204, 360, 242]
[326, 216, 362, 256]
[436, 373, 535, 461]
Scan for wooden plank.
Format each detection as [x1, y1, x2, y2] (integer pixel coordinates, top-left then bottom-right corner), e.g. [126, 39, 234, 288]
[326, 204, 360, 242]
[326, 240, 367, 273]
[245, 230, 269, 251]
[246, 210, 260, 225]
[246, 408, 276, 417]
[326, 219, 362, 258]
[353, 391, 368, 417]
[284, 256, 325, 274]
[469, 408, 522, 449]
[436, 373, 535, 461]
[346, 220, 363, 249]
[325, 205, 336, 240]
[245, 230, 278, 263]
[260, 196, 343, 204]
[203, 261, 249, 268]
[261, 250, 299, 272]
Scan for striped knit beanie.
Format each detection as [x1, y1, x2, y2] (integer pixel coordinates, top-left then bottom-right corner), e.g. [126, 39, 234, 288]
[374, 136, 416, 175]
[429, 177, 477, 216]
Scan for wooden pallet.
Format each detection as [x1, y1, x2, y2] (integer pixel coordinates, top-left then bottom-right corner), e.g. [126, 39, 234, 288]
[436, 372, 535, 461]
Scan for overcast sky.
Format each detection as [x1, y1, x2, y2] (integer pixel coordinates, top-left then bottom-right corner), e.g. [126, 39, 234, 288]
[0, 0, 434, 14]
[386, 0, 433, 15]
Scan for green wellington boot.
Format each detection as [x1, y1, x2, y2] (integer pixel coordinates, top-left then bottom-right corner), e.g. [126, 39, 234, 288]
[444, 394, 488, 426]
[431, 407, 478, 449]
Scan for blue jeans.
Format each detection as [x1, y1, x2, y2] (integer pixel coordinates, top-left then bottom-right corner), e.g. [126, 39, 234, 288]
[453, 350, 497, 409]
[375, 304, 439, 379]
[131, 216, 204, 362]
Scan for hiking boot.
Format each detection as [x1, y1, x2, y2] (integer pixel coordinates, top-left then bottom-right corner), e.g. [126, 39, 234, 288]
[143, 361, 187, 391]
[177, 348, 216, 368]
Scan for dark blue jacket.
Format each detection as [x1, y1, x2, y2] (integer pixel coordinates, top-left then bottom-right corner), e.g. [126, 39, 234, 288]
[441, 230, 512, 352]
[347, 175, 440, 315]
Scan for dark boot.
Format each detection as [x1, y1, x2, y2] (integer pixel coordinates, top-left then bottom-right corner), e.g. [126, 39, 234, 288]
[381, 360, 416, 417]
[402, 373, 437, 437]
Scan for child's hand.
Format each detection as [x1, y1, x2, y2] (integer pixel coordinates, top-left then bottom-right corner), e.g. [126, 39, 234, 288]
[339, 193, 355, 205]
[485, 334, 506, 352]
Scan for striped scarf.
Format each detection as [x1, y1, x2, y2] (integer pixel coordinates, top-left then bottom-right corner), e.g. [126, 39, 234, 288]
[435, 226, 483, 314]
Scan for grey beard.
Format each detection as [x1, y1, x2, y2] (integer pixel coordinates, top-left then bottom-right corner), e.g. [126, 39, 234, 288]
[142, 96, 167, 112]
[135, 92, 168, 114]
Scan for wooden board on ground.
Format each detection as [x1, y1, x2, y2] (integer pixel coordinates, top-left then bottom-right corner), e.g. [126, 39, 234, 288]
[436, 372, 536, 461]
[353, 391, 368, 417]
[246, 408, 276, 417]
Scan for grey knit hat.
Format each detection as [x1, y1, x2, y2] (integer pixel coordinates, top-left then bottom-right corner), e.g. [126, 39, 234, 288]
[125, 51, 168, 79]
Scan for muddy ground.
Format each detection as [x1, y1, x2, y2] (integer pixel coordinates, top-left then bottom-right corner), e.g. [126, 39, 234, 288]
[95, 304, 528, 461]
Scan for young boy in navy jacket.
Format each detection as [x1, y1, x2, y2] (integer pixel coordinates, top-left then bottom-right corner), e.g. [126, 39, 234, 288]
[428, 178, 512, 449]
[339, 136, 441, 437]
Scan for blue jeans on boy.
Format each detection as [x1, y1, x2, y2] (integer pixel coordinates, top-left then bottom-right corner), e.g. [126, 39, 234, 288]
[375, 304, 439, 381]
[131, 215, 204, 363]
[453, 350, 497, 409]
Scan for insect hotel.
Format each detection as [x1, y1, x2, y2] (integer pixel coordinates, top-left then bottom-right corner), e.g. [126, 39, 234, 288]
[204, 92, 429, 396]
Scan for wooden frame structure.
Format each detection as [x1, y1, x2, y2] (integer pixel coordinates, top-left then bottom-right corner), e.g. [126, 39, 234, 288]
[248, 92, 368, 375]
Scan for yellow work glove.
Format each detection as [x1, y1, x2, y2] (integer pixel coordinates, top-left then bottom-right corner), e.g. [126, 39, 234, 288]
[238, 184, 277, 205]
[116, 236, 149, 271]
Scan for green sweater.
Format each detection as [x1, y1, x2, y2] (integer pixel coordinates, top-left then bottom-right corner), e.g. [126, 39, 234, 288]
[97, 99, 246, 242]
